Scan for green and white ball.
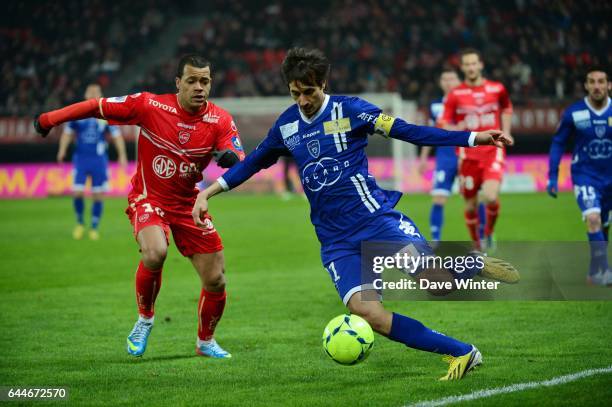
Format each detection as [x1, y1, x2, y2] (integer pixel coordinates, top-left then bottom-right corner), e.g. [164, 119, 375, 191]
[322, 314, 374, 365]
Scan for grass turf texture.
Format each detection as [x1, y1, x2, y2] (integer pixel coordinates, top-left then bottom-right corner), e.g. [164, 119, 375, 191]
[0, 192, 610, 406]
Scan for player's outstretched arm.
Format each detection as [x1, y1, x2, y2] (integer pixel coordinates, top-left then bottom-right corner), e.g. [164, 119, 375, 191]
[34, 99, 101, 137]
[192, 182, 224, 227]
[473, 129, 514, 148]
[547, 110, 574, 199]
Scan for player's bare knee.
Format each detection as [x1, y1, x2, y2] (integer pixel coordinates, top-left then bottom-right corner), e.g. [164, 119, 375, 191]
[347, 301, 385, 332]
[141, 246, 167, 270]
[586, 213, 602, 232]
[205, 271, 226, 291]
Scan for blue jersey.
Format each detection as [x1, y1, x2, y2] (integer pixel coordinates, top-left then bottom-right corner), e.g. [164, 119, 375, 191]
[221, 95, 473, 246]
[549, 97, 612, 183]
[429, 97, 457, 168]
[66, 118, 120, 162]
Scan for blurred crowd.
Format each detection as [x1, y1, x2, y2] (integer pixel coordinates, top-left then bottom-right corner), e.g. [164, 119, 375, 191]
[1, 0, 173, 116]
[3, 0, 610, 116]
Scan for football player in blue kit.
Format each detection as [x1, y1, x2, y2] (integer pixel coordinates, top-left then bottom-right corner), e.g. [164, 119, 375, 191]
[418, 69, 486, 242]
[57, 84, 128, 240]
[192, 48, 519, 380]
[548, 68, 612, 285]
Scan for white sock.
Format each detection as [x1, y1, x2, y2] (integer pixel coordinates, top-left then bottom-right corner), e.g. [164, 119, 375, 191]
[138, 315, 154, 324]
[197, 338, 214, 347]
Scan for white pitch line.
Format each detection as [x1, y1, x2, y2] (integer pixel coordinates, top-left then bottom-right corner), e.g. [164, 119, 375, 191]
[407, 365, 612, 407]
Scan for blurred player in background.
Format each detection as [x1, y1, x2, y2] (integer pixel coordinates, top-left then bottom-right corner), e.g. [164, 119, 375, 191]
[439, 49, 513, 251]
[547, 68, 611, 285]
[35, 54, 245, 358]
[418, 69, 486, 242]
[56, 83, 128, 240]
[193, 48, 518, 380]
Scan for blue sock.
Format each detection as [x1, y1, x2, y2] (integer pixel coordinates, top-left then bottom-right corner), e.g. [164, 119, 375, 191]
[389, 313, 472, 356]
[430, 204, 443, 241]
[478, 202, 486, 240]
[73, 197, 84, 225]
[92, 200, 103, 230]
[587, 231, 609, 275]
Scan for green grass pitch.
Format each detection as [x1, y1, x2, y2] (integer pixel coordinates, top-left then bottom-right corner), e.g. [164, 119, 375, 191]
[0, 192, 610, 406]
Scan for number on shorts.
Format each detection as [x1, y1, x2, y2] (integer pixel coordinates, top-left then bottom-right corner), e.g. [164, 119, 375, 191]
[574, 185, 596, 201]
[460, 175, 475, 190]
[142, 203, 165, 217]
[327, 262, 340, 282]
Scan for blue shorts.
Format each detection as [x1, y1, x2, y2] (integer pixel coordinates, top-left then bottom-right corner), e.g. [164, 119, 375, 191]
[321, 210, 432, 305]
[431, 161, 458, 196]
[73, 157, 109, 193]
[572, 173, 612, 226]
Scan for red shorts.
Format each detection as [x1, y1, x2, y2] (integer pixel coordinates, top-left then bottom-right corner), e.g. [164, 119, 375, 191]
[126, 198, 223, 257]
[459, 156, 505, 199]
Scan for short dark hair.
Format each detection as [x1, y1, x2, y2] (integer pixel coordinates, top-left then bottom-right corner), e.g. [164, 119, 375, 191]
[176, 54, 211, 78]
[459, 48, 483, 63]
[281, 47, 330, 88]
[440, 68, 459, 77]
[584, 66, 608, 81]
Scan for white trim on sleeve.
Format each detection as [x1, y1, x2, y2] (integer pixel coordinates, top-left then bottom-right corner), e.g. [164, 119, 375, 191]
[217, 177, 230, 191]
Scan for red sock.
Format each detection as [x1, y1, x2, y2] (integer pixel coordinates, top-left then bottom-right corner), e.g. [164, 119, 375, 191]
[464, 210, 480, 248]
[135, 261, 162, 318]
[484, 201, 500, 237]
[197, 289, 226, 341]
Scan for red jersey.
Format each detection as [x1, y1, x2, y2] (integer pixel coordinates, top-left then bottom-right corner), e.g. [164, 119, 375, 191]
[440, 79, 512, 161]
[98, 92, 245, 207]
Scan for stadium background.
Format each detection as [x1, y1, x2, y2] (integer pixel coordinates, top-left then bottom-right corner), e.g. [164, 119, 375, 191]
[1, 1, 612, 405]
[2, 0, 610, 197]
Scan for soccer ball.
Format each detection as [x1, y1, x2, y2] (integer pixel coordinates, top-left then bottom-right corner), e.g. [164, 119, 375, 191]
[322, 314, 374, 365]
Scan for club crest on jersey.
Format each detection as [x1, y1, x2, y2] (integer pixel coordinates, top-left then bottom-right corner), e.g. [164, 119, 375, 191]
[595, 125, 606, 138]
[152, 155, 176, 179]
[323, 118, 351, 135]
[138, 213, 150, 223]
[307, 140, 320, 158]
[178, 131, 191, 144]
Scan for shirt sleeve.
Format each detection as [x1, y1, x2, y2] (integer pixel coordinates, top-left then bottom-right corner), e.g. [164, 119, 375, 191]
[219, 124, 289, 191]
[215, 113, 246, 161]
[499, 84, 513, 114]
[351, 97, 472, 147]
[548, 108, 574, 180]
[98, 92, 148, 125]
[438, 91, 457, 126]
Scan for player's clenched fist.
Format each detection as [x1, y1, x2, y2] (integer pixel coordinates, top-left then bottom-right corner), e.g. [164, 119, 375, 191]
[192, 192, 211, 227]
[474, 129, 514, 148]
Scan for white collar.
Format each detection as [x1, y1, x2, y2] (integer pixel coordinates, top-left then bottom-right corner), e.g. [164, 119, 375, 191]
[584, 96, 610, 116]
[299, 94, 330, 124]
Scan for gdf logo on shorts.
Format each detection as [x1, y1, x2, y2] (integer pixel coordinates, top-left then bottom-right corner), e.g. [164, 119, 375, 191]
[152, 155, 177, 179]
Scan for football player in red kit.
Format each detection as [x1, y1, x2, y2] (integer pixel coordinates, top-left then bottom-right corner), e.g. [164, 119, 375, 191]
[439, 49, 514, 251]
[34, 54, 245, 358]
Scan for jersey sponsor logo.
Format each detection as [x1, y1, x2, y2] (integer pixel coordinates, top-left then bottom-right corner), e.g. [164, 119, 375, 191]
[399, 214, 421, 238]
[179, 161, 201, 178]
[283, 134, 301, 150]
[595, 125, 606, 138]
[587, 139, 612, 159]
[202, 114, 220, 123]
[357, 112, 377, 123]
[609, 117, 612, 126]
[152, 155, 177, 178]
[572, 109, 591, 129]
[302, 130, 320, 139]
[302, 157, 349, 192]
[307, 140, 320, 158]
[373, 113, 396, 138]
[177, 122, 196, 130]
[485, 85, 501, 93]
[178, 131, 191, 144]
[148, 99, 178, 114]
[280, 120, 299, 139]
[107, 96, 127, 103]
[323, 118, 351, 135]
[231, 136, 243, 151]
